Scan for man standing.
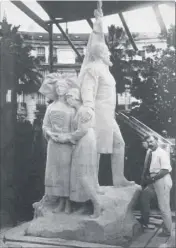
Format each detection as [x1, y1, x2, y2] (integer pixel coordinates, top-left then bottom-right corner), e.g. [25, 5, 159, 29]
[140, 135, 173, 236]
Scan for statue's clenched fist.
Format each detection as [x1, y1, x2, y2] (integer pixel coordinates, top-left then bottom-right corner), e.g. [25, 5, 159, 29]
[80, 106, 94, 123]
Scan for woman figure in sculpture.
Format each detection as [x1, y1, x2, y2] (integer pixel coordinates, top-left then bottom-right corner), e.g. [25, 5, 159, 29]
[65, 87, 102, 218]
[34, 73, 75, 215]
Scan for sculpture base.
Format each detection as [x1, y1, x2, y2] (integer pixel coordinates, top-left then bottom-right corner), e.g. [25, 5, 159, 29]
[26, 185, 142, 246]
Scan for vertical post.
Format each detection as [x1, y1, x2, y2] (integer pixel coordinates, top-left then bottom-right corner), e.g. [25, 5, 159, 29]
[48, 23, 53, 73]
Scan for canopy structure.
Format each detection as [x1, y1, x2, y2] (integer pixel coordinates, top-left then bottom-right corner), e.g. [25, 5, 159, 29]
[38, 1, 162, 23]
[11, 1, 170, 72]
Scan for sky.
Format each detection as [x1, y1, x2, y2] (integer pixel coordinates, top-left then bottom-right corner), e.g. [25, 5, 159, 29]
[0, 0, 175, 34]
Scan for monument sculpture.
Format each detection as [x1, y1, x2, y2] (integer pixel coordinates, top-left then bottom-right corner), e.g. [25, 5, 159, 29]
[78, 1, 134, 188]
[26, 1, 142, 246]
[66, 87, 103, 218]
[33, 73, 75, 216]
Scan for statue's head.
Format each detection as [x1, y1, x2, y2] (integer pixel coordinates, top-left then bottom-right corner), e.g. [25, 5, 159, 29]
[89, 43, 112, 66]
[66, 87, 81, 108]
[55, 78, 70, 97]
[39, 73, 78, 100]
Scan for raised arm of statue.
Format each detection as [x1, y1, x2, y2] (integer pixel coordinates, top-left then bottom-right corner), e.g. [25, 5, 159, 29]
[94, 0, 103, 19]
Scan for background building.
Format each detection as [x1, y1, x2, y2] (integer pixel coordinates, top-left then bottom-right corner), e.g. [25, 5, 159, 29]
[19, 31, 166, 123]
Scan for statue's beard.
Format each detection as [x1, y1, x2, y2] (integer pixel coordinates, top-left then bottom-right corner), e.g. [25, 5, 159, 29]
[102, 57, 113, 67]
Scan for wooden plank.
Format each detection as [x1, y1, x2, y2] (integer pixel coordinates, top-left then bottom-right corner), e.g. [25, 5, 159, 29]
[129, 226, 160, 248]
[149, 217, 163, 226]
[10, 1, 49, 32]
[146, 229, 170, 248]
[45, 13, 82, 62]
[118, 12, 138, 51]
[4, 222, 121, 248]
[5, 241, 68, 247]
[152, 4, 167, 36]
[134, 210, 175, 219]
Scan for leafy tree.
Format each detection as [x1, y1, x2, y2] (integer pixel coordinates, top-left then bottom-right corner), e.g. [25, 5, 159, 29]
[108, 24, 176, 136]
[107, 25, 138, 94]
[0, 18, 42, 94]
[167, 24, 175, 48]
[131, 26, 176, 136]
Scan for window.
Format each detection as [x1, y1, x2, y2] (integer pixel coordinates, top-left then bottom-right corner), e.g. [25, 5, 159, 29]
[37, 47, 45, 55]
[53, 47, 57, 56]
[57, 49, 75, 64]
[48, 48, 57, 64]
[37, 47, 45, 63]
[53, 47, 57, 63]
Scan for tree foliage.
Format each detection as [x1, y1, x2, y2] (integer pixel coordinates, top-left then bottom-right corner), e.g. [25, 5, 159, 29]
[131, 33, 176, 136]
[107, 25, 139, 93]
[108, 24, 176, 136]
[0, 18, 42, 94]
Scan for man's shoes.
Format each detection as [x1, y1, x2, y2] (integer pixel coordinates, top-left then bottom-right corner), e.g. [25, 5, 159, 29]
[138, 218, 149, 228]
[138, 218, 156, 230]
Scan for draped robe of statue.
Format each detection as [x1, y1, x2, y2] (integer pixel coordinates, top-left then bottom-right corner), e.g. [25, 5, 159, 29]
[80, 61, 117, 154]
[69, 106, 97, 202]
[43, 101, 75, 197]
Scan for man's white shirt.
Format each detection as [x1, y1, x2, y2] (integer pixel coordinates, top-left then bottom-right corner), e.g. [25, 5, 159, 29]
[149, 147, 172, 188]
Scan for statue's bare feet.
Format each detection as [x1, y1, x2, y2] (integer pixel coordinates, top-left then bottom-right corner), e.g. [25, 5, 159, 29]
[90, 204, 103, 219]
[53, 198, 65, 213]
[114, 178, 135, 187]
[64, 199, 71, 214]
[74, 205, 86, 214]
[96, 187, 105, 195]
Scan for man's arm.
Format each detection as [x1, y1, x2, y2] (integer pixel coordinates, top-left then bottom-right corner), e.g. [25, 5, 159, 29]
[151, 169, 169, 183]
[145, 150, 171, 185]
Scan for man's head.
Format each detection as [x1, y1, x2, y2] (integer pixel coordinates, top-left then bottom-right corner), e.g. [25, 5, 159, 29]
[89, 43, 112, 66]
[142, 141, 148, 150]
[144, 134, 158, 151]
[17, 111, 27, 122]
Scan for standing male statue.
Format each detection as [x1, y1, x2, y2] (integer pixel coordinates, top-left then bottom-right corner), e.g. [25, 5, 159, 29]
[78, 1, 134, 187]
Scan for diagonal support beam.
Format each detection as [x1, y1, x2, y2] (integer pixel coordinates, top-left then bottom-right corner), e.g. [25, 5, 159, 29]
[152, 4, 167, 36]
[118, 12, 138, 51]
[47, 15, 82, 62]
[86, 18, 93, 30]
[10, 1, 49, 32]
[86, 18, 115, 63]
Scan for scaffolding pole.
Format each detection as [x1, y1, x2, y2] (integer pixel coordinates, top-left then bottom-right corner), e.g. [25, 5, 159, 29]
[48, 23, 53, 73]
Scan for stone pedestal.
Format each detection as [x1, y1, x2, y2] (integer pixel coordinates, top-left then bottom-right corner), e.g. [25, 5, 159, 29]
[26, 185, 142, 246]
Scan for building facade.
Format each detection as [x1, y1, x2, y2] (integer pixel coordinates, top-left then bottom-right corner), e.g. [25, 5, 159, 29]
[19, 31, 166, 123]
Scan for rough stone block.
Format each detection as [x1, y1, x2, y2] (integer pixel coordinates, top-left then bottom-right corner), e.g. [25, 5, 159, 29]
[26, 185, 142, 246]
